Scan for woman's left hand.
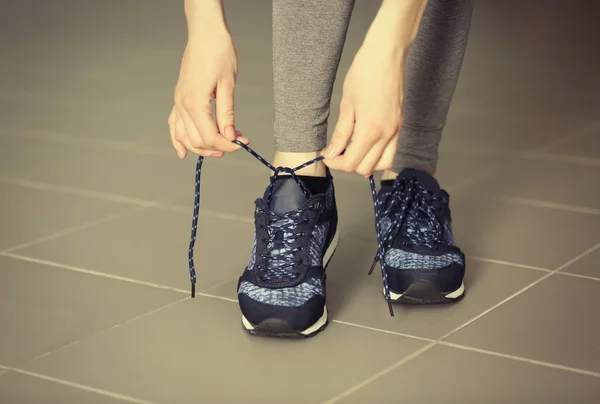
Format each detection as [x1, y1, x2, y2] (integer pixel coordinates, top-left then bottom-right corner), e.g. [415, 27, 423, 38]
[323, 43, 407, 177]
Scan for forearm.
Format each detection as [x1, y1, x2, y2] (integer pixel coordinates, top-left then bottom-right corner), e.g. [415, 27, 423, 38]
[363, 0, 428, 53]
[184, 0, 229, 40]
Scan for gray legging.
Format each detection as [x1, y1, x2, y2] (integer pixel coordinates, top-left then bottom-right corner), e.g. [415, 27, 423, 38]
[272, 0, 474, 174]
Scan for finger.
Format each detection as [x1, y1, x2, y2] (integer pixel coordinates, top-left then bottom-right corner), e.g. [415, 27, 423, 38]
[355, 140, 388, 178]
[323, 101, 355, 158]
[182, 101, 241, 153]
[373, 134, 398, 172]
[216, 79, 237, 141]
[181, 136, 224, 158]
[324, 123, 381, 172]
[169, 108, 187, 159]
[174, 111, 216, 157]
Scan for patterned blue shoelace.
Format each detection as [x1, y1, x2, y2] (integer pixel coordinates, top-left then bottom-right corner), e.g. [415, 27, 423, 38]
[187, 139, 395, 316]
[368, 177, 443, 276]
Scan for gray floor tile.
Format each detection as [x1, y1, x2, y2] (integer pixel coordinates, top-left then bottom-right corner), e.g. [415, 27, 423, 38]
[0, 91, 171, 143]
[0, 135, 196, 202]
[0, 183, 128, 251]
[559, 248, 600, 278]
[338, 345, 600, 404]
[442, 113, 586, 154]
[476, 159, 600, 210]
[445, 274, 600, 372]
[0, 256, 182, 365]
[16, 207, 254, 293]
[0, 371, 125, 404]
[23, 297, 428, 404]
[451, 195, 600, 269]
[546, 127, 600, 160]
[207, 237, 545, 339]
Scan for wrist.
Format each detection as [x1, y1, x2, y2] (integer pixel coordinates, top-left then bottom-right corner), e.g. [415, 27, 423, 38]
[185, 0, 229, 41]
[363, 0, 428, 52]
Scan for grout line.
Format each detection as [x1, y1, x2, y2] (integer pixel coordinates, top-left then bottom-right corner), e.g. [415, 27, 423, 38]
[537, 121, 600, 151]
[437, 272, 555, 342]
[437, 241, 600, 343]
[0, 125, 366, 183]
[556, 271, 600, 282]
[0, 252, 239, 304]
[0, 176, 160, 207]
[444, 158, 519, 194]
[517, 150, 600, 168]
[555, 242, 600, 272]
[497, 196, 600, 216]
[439, 342, 600, 378]
[468, 256, 551, 272]
[1, 207, 146, 254]
[329, 320, 434, 343]
[321, 343, 437, 404]
[0, 253, 190, 295]
[0, 366, 160, 404]
[31, 298, 189, 363]
[155, 203, 254, 224]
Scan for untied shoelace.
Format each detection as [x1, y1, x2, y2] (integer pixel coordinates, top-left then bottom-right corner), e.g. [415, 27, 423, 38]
[187, 139, 395, 316]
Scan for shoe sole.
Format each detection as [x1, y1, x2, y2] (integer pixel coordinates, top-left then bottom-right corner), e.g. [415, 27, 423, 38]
[386, 281, 465, 305]
[241, 228, 340, 338]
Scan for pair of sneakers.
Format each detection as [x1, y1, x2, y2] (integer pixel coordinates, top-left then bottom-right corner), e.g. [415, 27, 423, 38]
[237, 167, 466, 338]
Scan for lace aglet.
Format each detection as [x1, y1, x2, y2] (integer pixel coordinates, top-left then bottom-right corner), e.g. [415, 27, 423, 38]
[368, 255, 379, 275]
[191, 283, 196, 298]
[387, 299, 394, 317]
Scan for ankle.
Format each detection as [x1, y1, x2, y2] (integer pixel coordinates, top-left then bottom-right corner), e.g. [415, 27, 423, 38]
[273, 151, 326, 177]
[382, 168, 436, 181]
[382, 169, 399, 181]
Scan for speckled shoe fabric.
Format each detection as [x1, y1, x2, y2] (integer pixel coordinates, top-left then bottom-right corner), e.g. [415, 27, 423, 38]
[375, 168, 466, 304]
[238, 170, 339, 338]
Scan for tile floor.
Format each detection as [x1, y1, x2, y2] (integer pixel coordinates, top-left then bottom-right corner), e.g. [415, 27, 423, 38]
[1, 0, 599, 403]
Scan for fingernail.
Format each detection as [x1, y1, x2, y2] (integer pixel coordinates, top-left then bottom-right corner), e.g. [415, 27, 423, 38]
[224, 125, 236, 140]
[326, 146, 337, 158]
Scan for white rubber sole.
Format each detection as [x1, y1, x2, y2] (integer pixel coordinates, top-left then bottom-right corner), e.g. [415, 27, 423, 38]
[242, 227, 339, 336]
[387, 282, 465, 301]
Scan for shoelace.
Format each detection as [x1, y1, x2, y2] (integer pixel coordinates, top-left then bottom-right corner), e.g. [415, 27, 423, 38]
[257, 208, 309, 283]
[368, 177, 444, 285]
[187, 140, 395, 316]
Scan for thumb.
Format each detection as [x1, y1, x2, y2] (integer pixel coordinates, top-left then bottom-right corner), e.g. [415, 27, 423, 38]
[324, 101, 354, 158]
[216, 80, 237, 141]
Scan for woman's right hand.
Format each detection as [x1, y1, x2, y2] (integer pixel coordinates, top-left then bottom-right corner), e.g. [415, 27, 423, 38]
[168, 30, 249, 159]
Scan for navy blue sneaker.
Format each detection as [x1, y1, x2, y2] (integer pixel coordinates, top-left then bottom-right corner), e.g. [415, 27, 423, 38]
[373, 168, 465, 304]
[238, 170, 339, 337]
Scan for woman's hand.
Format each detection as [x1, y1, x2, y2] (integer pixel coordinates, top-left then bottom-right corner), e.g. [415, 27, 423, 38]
[168, 2, 249, 159]
[323, 0, 428, 177]
[323, 44, 406, 177]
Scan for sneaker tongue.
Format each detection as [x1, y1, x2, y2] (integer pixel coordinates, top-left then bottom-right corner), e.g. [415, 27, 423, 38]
[398, 168, 440, 192]
[265, 176, 311, 214]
